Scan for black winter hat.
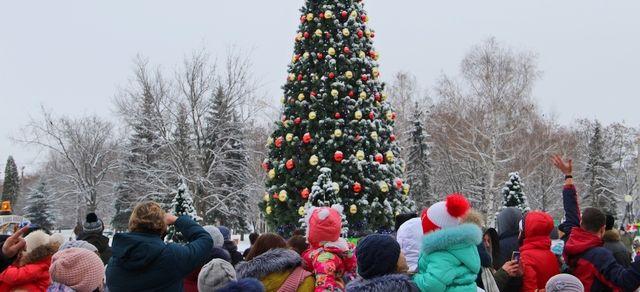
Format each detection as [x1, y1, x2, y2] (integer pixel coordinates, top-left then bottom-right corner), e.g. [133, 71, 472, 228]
[83, 213, 104, 234]
[356, 234, 401, 279]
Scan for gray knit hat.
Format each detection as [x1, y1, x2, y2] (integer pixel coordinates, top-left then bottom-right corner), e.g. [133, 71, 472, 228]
[59, 240, 98, 253]
[83, 213, 104, 234]
[198, 258, 236, 291]
[545, 274, 584, 292]
[203, 226, 224, 248]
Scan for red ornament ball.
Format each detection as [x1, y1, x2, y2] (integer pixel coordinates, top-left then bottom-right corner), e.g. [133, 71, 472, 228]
[319, 12, 324, 19]
[369, 50, 377, 59]
[355, 134, 361, 141]
[311, 91, 317, 97]
[334, 151, 344, 162]
[294, 54, 300, 61]
[272, 193, 278, 199]
[361, 74, 369, 82]
[297, 74, 303, 81]
[395, 178, 403, 189]
[294, 117, 301, 125]
[286, 159, 295, 170]
[341, 10, 348, 18]
[261, 162, 269, 171]
[357, 30, 364, 38]
[304, 32, 310, 39]
[375, 153, 384, 163]
[390, 134, 396, 142]
[348, 91, 355, 97]
[329, 72, 335, 79]
[334, 112, 342, 119]
[317, 53, 324, 60]
[343, 47, 351, 54]
[374, 93, 381, 101]
[302, 132, 312, 144]
[369, 112, 375, 120]
[353, 182, 362, 193]
[301, 188, 310, 199]
[361, 14, 368, 22]
[275, 137, 283, 148]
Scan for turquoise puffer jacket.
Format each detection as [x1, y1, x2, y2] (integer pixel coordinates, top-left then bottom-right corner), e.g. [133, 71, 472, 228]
[413, 223, 482, 292]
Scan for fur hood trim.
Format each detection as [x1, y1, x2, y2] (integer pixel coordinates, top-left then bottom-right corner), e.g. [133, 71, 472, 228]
[603, 229, 621, 242]
[422, 223, 482, 255]
[20, 243, 57, 265]
[346, 274, 419, 292]
[236, 248, 301, 280]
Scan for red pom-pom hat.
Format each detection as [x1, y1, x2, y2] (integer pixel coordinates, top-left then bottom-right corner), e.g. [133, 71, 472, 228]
[421, 193, 471, 234]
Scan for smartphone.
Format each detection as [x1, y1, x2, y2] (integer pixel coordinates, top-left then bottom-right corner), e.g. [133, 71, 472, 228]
[512, 251, 521, 263]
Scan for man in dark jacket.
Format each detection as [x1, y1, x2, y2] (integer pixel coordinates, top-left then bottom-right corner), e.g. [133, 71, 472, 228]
[494, 207, 523, 291]
[603, 214, 632, 267]
[554, 155, 640, 291]
[77, 212, 112, 265]
[0, 226, 27, 273]
[106, 202, 212, 292]
[218, 226, 244, 266]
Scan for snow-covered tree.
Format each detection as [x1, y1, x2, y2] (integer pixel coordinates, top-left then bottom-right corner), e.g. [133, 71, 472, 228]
[584, 121, 617, 214]
[112, 182, 134, 232]
[23, 180, 56, 231]
[301, 168, 349, 235]
[502, 172, 529, 212]
[2, 156, 20, 207]
[262, 0, 415, 236]
[406, 104, 433, 207]
[167, 180, 200, 242]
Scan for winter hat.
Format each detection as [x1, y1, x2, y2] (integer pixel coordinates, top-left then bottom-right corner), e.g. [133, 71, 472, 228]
[545, 274, 584, 292]
[59, 240, 98, 253]
[197, 258, 237, 291]
[204, 225, 225, 248]
[396, 217, 422, 272]
[50, 233, 66, 248]
[421, 193, 471, 234]
[306, 205, 343, 246]
[83, 213, 104, 234]
[49, 247, 105, 292]
[356, 234, 401, 279]
[216, 278, 265, 292]
[218, 226, 231, 241]
[24, 230, 51, 254]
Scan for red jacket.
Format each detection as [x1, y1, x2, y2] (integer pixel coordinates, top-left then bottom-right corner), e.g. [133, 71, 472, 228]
[0, 256, 52, 292]
[520, 211, 559, 291]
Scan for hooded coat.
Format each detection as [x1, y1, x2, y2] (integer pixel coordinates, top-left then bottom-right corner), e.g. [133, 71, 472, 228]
[561, 184, 640, 291]
[520, 211, 560, 291]
[346, 274, 419, 292]
[0, 240, 58, 291]
[495, 207, 522, 268]
[236, 248, 314, 292]
[77, 232, 112, 265]
[105, 216, 212, 292]
[602, 230, 632, 268]
[396, 218, 422, 273]
[413, 223, 482, 292]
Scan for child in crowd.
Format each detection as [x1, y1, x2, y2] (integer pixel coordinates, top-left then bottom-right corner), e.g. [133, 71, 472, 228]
[519, 211, 560, 291]
[197, 258, 237, 291]
[302, 205, 357, 291]
[413, 193, 482, 291]
[396, 217, 422, 273]
[48, 247, 105, 292]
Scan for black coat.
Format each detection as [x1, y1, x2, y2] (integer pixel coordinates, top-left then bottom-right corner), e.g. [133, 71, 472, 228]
[77, 232, 112, 265]
[223, 241, 244, 266]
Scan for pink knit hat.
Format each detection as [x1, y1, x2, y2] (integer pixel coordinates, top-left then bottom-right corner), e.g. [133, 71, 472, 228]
[49, 248, 105, 292]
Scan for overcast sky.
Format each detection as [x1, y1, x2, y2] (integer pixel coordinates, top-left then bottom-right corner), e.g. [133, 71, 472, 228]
[1, 0, 639, 172]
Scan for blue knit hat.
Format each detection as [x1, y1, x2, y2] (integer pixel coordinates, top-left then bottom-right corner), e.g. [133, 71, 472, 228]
[218, 226, 231, 241]
[356, 234, 401, 279]
[216, 278, 264, 292]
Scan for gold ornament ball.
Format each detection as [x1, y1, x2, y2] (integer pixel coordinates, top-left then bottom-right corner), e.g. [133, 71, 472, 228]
[334, 129, 343, 138]
[303, 52, 310, 59]
[324, 10, 334, 19]
[331, 89, 339, 97]
[371, 131, 379, 140]
[386, 151, 395, 162]
[306, 13, 314, 22]
[278, 190, 288, 202]
[280, 96, 286, 104]
[342, 28, 350, 37]
[354, 110, 363, 120]
[350, 11, 358, 18]
[263, 193, 270, 202]
[267, 137, 274, 145]
[288, 73, 296, 81]
[309, 155, 319, 166]
[268, 169, 276, 179]
[266, 206, 272, 214]
[359, 91, 367, 99]
[386, 111, 394, 120]
[315, 29, 323, 37]
[373, 68, 380, 77]
[403, 184, 410, 195]
[356, 150, 365, 160]
[332, 182, 340, 193]
[365, 29, 372, 37]
[298, 93, 305, 101]
[382, 93, 388, 101]
[298, 207, 306, 216]
[328, 47, 336, 56]
[359, 51, 366, 59]
[379, 181, 389, 193]
[345, 71, 353, 79]
[308, 111, 317, 120]
[286, 133, 294, 142]
[350, 204, 358, 214]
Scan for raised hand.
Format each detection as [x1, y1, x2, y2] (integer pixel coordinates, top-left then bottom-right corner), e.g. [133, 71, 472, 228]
[2, 226, 28, 258]
[551, 155, 573, 175]
[164, 214, 178, 226]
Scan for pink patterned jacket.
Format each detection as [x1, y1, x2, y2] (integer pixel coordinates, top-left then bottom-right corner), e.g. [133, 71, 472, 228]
[302, 239, 357, 292]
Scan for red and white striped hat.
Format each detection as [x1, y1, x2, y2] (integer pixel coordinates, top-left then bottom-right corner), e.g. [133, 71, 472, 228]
[421, 193, 471, 234]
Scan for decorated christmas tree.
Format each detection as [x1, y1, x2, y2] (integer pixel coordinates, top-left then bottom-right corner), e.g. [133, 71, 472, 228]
[262, 0, 415, 236]
[167, 180, 200, 242]
[502, 172, 530, 212]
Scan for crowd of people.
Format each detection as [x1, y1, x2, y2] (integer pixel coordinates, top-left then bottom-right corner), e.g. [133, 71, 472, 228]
[1, 155, 640, 291]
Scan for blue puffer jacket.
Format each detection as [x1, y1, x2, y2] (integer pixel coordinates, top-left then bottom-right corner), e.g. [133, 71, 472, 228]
[106, 216, 212, 292]
[346, 274, 419, 292]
